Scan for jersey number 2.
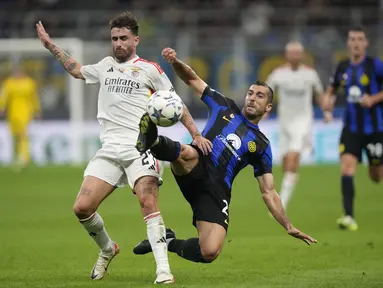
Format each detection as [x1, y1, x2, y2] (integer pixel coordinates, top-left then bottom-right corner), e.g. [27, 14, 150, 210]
[222, 200, 229, 216]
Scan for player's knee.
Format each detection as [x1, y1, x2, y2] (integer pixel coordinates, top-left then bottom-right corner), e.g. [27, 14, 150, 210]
[73, 201, 95, 219]
[369, 172, 381, 183]
[179, 145, 198, 162]
[200, 246, 221, 263]
[135, 178, 159, 212]
[200, 242, 222, 263]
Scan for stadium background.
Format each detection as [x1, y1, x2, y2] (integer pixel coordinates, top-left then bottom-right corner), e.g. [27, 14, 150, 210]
[1, 1, 383, 288]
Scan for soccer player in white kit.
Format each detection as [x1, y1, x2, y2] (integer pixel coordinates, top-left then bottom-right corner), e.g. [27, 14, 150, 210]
[266, 42, 323, 210]
[36, 12, 212, 284]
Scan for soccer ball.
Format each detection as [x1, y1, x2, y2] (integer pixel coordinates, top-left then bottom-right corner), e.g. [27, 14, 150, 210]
[147, 90, 184, 127]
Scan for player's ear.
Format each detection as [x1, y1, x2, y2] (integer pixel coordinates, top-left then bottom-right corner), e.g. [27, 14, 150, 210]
[265, 103, 272, 112]
[134, 35, 140, 48]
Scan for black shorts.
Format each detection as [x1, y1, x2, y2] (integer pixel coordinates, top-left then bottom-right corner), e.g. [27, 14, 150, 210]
[340, 128, 383, 166]
[172, 147, 230, 231]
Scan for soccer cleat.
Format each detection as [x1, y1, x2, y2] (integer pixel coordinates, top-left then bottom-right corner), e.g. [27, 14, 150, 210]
[90, 242, 120, 280]
[336, 215, 358, 231]
[136, 112, 158, 153]
[154, 272, 175, 284]
[133, 228, 176, 255]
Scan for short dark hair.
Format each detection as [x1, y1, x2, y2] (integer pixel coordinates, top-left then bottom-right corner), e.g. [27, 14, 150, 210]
[109, 11, 139, 36]
[348, 26, 366, 36]
[253, 80, 274, 104]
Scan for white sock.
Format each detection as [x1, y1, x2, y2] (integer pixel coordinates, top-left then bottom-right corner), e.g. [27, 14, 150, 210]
[80, 212, 113, 253]
[144, 212, 171, 275]
[279, 172, 298, 209]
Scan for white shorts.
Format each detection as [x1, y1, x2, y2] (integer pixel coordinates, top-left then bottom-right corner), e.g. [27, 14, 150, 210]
[84, 143, 163, 189]
[279, 126, 312, 156]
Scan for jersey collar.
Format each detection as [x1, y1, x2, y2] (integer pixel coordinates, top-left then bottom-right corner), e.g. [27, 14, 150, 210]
[241, 113, 259, 130]
[115, 55, 139, 65]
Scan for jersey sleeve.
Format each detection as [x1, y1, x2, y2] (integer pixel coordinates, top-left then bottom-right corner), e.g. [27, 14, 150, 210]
[329, 62, 341, 89]
[265, 70, 277, 92]
[201, 86, 232, 110]
[312, 70, 324, 95]
[374, 58, 383, 78]
[147, 63, 175, 92]
[80, 59, 106, 84]
[253, 144, 273, 177]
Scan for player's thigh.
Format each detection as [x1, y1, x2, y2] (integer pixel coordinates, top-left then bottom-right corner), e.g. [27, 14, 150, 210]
[171, 144, 199, 176]
[365, 133, 383, 182]
[126, 151, 162, 191]
[283, 152, 300, 172]
[196, 221, 226, 261]
[340, 129, 362, 175]
[75, 156, 124, 216]
[8, 118, 28, 138]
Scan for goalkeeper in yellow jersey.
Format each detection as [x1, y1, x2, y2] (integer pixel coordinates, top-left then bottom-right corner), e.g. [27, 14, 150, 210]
[0, 67, 41, 169]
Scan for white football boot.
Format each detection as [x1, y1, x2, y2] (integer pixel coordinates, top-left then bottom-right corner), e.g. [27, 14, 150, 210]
[154, 271, 175, 284]
[90, 242, 120, 280]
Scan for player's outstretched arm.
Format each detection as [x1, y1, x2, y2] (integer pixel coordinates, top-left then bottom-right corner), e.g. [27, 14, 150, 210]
[257, 173, 317, 245]
[162, 48, 207, 96]
[36, 21, 84, 80]
[179, 104, 212, 154]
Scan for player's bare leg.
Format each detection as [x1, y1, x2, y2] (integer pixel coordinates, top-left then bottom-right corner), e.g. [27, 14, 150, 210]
[134, 176, 174, 284]
[279, 152, 300, 210]
[337, 154, 358, 231]
[368, 165, 383, 183]
[73, 176, 119, 280]
[196, 221, 226, 262]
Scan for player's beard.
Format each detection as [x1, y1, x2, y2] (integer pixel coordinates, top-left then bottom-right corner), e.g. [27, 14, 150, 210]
[114, 46, 134, 63]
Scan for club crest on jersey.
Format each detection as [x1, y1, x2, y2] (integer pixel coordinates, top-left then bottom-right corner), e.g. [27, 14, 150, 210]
[131, 68, 140, 78]
[248, 141, 256, 153]
[226, 134, 241, 150]
[360, 74, 369, 86]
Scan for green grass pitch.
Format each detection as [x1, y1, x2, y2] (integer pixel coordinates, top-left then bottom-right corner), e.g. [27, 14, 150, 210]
[0, 165, 382, 288]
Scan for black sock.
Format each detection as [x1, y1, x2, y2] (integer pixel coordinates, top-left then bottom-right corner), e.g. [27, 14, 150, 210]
[150, 136, 181, 162]
[342, 175, 355, 217]
[168, 238, 211, 263]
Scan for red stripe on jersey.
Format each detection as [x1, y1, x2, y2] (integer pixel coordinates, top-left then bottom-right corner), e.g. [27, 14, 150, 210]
[133, 58, 164, 74]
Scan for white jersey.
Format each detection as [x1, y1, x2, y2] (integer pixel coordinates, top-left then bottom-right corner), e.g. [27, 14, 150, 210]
[80, 55, 174, 147]
[266, 64, 323, 127]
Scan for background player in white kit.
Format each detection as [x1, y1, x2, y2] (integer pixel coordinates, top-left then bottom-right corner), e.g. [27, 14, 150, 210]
[36, 12, 212, 284]
[266, 42, 324, 210]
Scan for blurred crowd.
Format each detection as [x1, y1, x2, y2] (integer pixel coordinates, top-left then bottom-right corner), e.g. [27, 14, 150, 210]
[0, 0, 381, 42]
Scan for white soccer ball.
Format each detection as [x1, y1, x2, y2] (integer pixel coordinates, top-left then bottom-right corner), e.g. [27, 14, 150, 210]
[147, 90, 184, 127]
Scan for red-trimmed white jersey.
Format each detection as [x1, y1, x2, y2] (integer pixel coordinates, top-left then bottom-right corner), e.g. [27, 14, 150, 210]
[80, 55, 174, 145]
[266, 64, 323, 127]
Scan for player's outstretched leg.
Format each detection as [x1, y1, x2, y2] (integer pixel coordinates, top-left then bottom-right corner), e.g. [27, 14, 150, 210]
[134, 222, 225, 264]
[136, 113, 158, 153]
[133, 228, 176, 255]
[73, 176, 119, 280]
[336, 154, 358, 231]
[136, 113, 181, 162]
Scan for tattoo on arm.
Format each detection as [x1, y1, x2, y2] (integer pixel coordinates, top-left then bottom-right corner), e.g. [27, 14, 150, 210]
[180, 104, 201, 138]
[172, 60, 198, 84]
[48, 43, 81, 76]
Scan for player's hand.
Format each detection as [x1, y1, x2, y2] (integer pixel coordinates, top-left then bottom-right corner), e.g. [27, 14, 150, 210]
[36, 21, 53, 49]
[323, 111, 333, 123]
[162, 48, 177, 64]
[321, 94, 334, 112]
[360, 94, 374, 108]
[287, 227, 317, 246]
[192, 135, 213, 155]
